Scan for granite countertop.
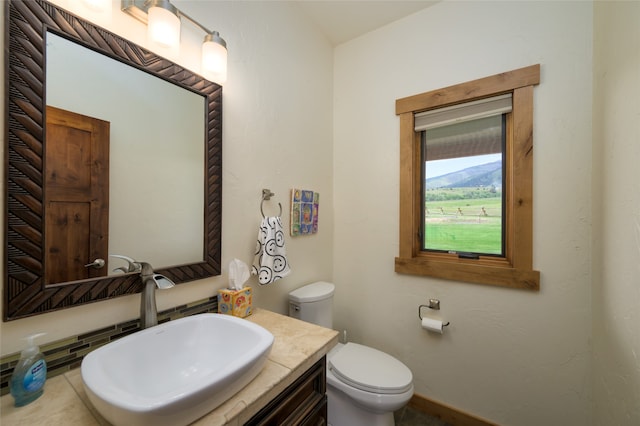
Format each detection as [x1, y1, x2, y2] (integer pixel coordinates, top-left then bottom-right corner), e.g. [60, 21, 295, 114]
[0, 309, 339, 426]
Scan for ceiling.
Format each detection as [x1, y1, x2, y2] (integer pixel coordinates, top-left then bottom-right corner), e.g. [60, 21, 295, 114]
[293, 1, 439, 46]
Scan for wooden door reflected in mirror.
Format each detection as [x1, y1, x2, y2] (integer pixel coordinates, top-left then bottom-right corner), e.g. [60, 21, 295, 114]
[45, 106, 110, 284]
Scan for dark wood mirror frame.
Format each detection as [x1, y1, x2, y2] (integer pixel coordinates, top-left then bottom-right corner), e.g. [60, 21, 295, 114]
[4, 0, 222, 321]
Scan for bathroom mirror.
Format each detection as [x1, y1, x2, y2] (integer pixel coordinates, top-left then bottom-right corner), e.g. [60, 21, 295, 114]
[46, 32, 205, 283]
[4, 0, 222, 321]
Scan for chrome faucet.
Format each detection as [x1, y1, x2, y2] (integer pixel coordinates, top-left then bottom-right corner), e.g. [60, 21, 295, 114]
[139, 262, 175, 329]
[111, 255, 176, 329]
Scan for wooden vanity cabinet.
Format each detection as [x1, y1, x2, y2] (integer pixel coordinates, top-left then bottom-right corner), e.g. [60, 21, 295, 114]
[246, 356, 327, 426]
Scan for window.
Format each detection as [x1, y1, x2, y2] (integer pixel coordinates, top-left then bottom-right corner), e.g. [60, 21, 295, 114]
[420, 96, 509, 257]
[395, 65, 541, 290]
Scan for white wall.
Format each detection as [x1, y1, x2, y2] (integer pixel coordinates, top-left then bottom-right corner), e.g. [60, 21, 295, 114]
[0, 0, 334, 354]
[592, 2, 640, 425]
[333, 1, 593, 425]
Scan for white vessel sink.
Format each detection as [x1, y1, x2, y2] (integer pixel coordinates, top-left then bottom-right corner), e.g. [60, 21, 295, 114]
[81, 313, 274, 426]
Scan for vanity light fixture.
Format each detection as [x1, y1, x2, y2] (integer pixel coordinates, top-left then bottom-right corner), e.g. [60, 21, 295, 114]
[121, 0, 228, 83]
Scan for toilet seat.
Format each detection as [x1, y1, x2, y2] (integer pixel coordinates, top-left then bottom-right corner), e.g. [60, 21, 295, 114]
[328, 343, 413, 395]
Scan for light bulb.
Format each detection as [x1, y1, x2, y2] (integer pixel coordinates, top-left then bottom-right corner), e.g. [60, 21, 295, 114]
[202, 33, 227, 83]
[147, 5, 180, 48]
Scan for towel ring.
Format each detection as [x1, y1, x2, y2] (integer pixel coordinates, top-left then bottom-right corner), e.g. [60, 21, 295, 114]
[261, 189, 283, 218]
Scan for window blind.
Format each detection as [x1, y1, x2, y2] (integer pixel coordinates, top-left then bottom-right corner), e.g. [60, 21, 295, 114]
[414, 93, 512, 131]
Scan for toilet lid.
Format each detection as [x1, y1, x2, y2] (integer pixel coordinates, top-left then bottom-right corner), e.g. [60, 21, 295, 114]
[328, 343, 413, 394]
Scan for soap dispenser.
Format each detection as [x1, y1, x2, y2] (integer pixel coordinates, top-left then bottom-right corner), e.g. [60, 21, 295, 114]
[10, 333, 47, 407]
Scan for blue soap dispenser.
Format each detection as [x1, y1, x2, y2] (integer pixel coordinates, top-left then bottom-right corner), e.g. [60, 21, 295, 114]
[10, 333, 47, 407]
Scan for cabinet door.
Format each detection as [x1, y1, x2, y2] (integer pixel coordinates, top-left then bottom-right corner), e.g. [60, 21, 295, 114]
[246, 356, 327, 426]
[300, 397, 327, 426]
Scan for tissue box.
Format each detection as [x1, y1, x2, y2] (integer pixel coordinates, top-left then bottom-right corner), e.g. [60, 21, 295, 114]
[217, 287, 253, 318]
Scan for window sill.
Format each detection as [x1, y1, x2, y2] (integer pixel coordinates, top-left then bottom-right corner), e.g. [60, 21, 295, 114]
[395, 256, 540, 290]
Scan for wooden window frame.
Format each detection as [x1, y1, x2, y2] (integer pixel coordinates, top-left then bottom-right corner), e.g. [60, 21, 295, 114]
[395, 65, 541, 290]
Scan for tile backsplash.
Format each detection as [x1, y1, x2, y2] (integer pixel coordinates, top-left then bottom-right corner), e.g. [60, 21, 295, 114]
[0, 296, 218, 396]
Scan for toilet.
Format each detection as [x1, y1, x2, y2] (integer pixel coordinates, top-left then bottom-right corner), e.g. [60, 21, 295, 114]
[289, 282, 414, 426]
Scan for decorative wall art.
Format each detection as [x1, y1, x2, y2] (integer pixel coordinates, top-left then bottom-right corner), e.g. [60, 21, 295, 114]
[290, 189, 319, 236]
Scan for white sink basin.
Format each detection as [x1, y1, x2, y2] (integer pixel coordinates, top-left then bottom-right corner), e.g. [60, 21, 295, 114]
[81, 313, 274, 426]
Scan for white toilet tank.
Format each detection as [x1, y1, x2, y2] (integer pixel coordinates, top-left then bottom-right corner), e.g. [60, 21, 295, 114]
[288, 282, 335, 329]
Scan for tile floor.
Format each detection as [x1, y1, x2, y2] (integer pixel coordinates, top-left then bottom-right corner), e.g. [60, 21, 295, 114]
[394, 405, 453, 426]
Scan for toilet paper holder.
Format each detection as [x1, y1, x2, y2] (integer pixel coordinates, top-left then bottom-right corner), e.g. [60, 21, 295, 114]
[418, 301, 450, 327]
